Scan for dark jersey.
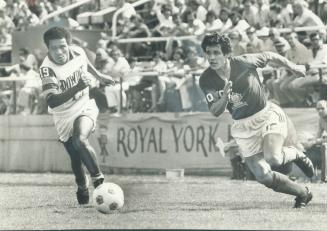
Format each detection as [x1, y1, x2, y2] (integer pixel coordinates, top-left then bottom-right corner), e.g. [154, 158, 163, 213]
[199, 52, 275, 120]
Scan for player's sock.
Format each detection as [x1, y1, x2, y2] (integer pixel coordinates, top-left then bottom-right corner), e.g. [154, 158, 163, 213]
[281, 147, 314, 178]
[271, 162, 293, 175]
[92, 174, 105, 188]
[266, 171, 307, 197]
[63, 137, 88, 189]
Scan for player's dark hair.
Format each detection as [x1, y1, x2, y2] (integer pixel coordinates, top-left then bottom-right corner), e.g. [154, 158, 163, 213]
[201, 33, 232, 55]
[43, 27, 71, 47]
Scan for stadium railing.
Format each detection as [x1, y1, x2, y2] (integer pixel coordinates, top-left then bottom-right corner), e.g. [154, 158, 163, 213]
[39, 0, 93, 25]
[0, 76, 36, 114]
[1, 64, 327, 115]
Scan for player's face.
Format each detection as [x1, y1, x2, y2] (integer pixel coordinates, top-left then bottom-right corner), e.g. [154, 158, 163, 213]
[205, 45, 226, 71]
[48, 38, 69, 65]
[316, 103, 327, 118]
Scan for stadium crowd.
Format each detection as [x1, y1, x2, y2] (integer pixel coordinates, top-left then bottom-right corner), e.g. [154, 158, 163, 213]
[0, 0, 327, 115]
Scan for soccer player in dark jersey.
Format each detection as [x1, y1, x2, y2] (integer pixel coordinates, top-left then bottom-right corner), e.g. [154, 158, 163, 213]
[39, 27, 115, 205]
[199, 33, 314, 208]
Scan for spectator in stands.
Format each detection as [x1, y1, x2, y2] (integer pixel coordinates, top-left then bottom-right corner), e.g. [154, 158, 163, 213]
[229, 30, 246, 56]
[151, 4, 176, 54]
[300, 100, 327, 169]
[179, 46, 208, 111]
[269, 4, 287, 28]
[120, 14, 152, 59]
[279, 32, 313, 106]
[265, 37, 296, 107]
[171, 13, 188, 36]
[269, 0, 293, 28]
[204, 10, 221, 33]
[215, 7, 232, 33]
[289, 32, 327, 106]
[16, 63, 43, 115]
[262, 28, 281, 52]
[292, 0, 326, 40]
[229, 10, 250, 42]
[104, 47, 131, 113]
[188, 0, 208, 22]
[91, 48, 114, 113]
[0, 26, 12, 47]
[256, 0, 270, 29]
[18, 47, 38, 71]
[130, 51, 167, 113]
[0, 4, 15, 33]
[245, 26, 264, 53]
[241, 0, 258, 27]
[164, 13, 188, 59]
[173, 0, 187, 16]
[284, 32, 313, 65]
[153, 2, 175, 32]
[114, 0, 136, 36]
[183, 9, 206, 37]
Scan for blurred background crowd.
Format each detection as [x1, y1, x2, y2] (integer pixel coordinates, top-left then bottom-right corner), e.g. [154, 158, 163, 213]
[0, 0, 327, 115]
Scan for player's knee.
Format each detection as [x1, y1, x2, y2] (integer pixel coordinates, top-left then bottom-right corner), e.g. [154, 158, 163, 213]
[72, 135, 89, 150]
[254, 170, 274, 186]
[265, 155, 283, 168]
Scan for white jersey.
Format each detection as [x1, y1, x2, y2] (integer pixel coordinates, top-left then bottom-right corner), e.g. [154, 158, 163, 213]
[39, 45, 90, 117]
[39, 45, 99, 142]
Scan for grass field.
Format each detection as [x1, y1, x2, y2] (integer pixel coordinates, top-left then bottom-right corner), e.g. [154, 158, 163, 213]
[0, 172, 326, 230]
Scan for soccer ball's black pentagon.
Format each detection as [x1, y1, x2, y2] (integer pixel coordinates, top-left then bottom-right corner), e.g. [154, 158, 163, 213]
[96, 195, 104, 205]
[109, 202, 118, 210]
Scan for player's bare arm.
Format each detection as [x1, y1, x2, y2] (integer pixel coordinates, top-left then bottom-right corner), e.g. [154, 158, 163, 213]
[208, 80, 232, 117]
[257, 51, 306, 77]
[87, 60, 116, 86]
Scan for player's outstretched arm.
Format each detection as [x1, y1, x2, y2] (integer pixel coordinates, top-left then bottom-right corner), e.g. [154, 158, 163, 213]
[258, 51, 306, 77]
[87, 60, 116, 86]
[46, 79, 87, 108]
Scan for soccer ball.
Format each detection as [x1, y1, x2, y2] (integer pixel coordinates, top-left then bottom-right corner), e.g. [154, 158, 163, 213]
[92, 182, 124, 214]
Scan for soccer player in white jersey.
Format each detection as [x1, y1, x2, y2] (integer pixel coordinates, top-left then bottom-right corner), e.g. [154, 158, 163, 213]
[39, 27, 115, 205]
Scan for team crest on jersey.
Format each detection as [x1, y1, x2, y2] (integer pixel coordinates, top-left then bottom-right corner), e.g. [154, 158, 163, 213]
[229, 92, 248, 110]
[229, 92, 243, 104]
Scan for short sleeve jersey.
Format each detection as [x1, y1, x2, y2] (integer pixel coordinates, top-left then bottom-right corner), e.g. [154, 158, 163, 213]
[39, 45, 89, 114]
[199, 53, 269, 120]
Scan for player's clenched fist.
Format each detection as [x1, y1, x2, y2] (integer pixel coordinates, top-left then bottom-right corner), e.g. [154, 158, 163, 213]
[79, 74, 98, 89]
[223, 80, 232, 98]
[98, 73, 116, 86]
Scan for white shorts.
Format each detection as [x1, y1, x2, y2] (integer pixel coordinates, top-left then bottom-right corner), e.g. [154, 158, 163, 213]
[231, 102, 295, 158]
[53, 98, 99, 142]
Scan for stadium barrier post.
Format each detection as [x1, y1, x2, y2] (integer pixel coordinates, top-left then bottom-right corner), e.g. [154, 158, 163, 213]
[321, 143, 327, 182]
[12, 81, 16, 114]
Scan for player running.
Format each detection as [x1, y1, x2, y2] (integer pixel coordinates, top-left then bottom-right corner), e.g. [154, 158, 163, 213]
[199, 33, 314, 208]
[39, 27, 115, 205]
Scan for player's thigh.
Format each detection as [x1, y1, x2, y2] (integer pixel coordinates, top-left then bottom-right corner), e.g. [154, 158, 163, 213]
[263, 133, 284, 160]
[244, 153, 271, 181]
[73, 115, 94, 138]
[262, 104, 288, 160]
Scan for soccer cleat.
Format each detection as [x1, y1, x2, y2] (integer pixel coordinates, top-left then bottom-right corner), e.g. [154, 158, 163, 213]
[93, 177, 104, 189]
[76, 187, 89, 205]
[293, 187, 313, 208]
[294, 152, 314, 178]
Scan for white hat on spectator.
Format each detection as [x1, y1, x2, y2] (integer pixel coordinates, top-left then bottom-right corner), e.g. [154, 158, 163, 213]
[0, 0, 6, 10]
